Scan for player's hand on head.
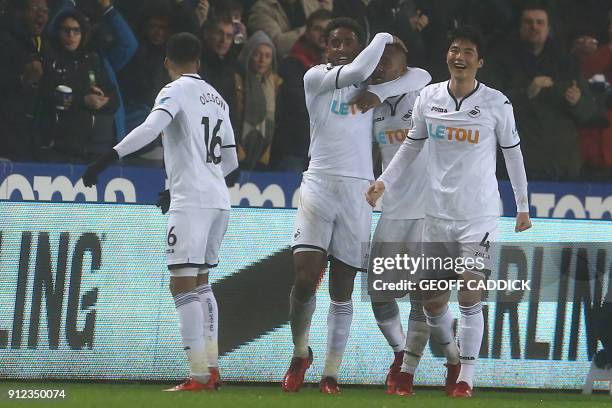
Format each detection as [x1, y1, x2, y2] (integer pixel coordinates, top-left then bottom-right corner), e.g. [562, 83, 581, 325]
[156, 189, 170, 214]
[365, 180, 385, 207]
[515, 212, 532, 232]
[350, 91, 381, 113]
[391, 35, 408, 53]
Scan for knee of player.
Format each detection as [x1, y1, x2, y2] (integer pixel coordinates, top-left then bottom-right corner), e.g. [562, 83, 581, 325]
[423, 297, 448, 315]
[371, 301, 399, 322]
[293, 275, 319, 295]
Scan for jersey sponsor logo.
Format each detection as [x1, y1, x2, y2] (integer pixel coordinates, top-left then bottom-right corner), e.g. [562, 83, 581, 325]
[376, 128, 409, 145]
[330, 100, 359, 116]
[468, 106, 481, 118]
[427, 123, 480, 144]
[374, 116, 385, 122]
[430, 106, 448, 113]
[402, 110, 413, 121]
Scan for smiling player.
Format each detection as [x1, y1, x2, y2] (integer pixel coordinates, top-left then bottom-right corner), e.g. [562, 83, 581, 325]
[366, 26, 531, 398]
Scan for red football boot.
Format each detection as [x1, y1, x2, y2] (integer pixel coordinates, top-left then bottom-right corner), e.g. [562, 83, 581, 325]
[163, 376, 218, 392]
[209, 367, 221, 389]
[385, 351, 404, 394]
[319, 376, 340, 394]
[444, 362, 461, 395]
[394, 371, 415, 396]
[281, 347, 313, 392]
[450, 381, 473, 398]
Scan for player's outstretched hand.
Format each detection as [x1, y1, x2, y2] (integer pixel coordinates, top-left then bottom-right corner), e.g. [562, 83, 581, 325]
[515, 212, 532, 232]
[350, 91, 381, 113]
[156, 189, 170, 214]
[365, 180, 385, 207]
[82, 149, 119, 187]
[225, 169, 241, 187]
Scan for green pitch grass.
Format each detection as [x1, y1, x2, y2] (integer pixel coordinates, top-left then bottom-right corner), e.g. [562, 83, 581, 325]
[0, 382, 609, 408]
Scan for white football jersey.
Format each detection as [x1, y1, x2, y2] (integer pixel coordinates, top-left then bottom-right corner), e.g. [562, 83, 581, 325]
[373, 68, 430, 220]
[304, 64, 376, 180]
[152, 74, 236, 210]
[408, 80, 520, 220]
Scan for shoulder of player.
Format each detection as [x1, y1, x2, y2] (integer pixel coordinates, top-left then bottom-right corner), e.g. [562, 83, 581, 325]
[477, 83, 513, 110]
[405, 67, 432, 89]
[305, 63, 329, 76]
[418, 81, 445, 98]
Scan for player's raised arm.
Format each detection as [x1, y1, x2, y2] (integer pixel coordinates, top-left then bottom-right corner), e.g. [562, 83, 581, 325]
[367, 66, 431, 105]
[496, 97, 531, 232]
[366, 93, 428, 206]
[304, 31, 393, 96]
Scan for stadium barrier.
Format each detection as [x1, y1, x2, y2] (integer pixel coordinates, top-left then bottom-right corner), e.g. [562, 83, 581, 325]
[0, 201, 610, 389]
[0, 161, 611, 219]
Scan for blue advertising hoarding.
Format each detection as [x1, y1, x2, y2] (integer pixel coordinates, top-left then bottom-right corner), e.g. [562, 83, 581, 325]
[0, 161, 610, 219]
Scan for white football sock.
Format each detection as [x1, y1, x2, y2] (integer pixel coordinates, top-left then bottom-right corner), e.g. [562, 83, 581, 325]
[401, 303, 430, 374]
[289, 288, 316, 358]
[424, 305, 459, 365]
[195, 283, 219, 368]
[323, 300, 353, 379]
[174, 291, 209, 383]
[457, 302, 483, 388]
[372, 301, 405, 353]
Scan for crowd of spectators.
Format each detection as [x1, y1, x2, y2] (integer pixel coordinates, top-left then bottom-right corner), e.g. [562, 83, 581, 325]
[0, 0, 610, 181]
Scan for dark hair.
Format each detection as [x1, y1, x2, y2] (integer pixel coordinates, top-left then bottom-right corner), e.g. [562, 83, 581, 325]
[449, 26, 485, 58]
[54, 9, 91, 48]
[324, 17, 365, 48]
[306, 9, 332, 29]
[7, 0, 35, 13]
[215, 0, 243, 15]
[166, 32, 201, 65]
[202, 14, 232, 36]
[521, 0, 550, 17]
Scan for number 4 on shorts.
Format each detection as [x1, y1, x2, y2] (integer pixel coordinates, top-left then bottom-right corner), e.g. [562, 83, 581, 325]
[479, 232, 490, 252]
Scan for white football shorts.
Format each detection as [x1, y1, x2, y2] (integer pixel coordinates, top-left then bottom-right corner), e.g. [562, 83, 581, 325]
[292, 172, 372, 270]
[165, 207, 229, 270]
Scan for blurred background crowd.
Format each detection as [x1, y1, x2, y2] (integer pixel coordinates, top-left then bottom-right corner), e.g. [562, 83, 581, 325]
[0, 0, 610, 182]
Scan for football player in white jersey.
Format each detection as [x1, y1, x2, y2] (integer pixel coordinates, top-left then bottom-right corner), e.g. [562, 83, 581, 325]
[356, 42, 432, 395]
[282, 18, 419, 394]
[82, 33, 238, 392]
[366, 26, 532, 398]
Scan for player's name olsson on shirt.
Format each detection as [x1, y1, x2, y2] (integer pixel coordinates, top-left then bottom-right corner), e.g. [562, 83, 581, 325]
[199, 91, 227, 111]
